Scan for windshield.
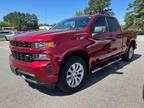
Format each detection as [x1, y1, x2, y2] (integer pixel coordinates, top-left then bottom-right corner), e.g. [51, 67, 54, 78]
[51, 16, 93, 30]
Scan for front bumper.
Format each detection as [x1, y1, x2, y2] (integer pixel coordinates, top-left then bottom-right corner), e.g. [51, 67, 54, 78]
[9, 55, 59, 85]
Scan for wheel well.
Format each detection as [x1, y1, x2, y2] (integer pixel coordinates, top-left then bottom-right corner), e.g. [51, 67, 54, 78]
[130, 40, 136, 49]
[61, 50, 89, 73]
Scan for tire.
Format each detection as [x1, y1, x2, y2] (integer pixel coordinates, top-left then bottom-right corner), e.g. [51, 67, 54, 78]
[122, 44, 134, 61]
[57, 56, 87, 93]
[5, 37, 8, 41]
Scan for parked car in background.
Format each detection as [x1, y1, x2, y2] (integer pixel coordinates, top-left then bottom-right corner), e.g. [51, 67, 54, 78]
[0, 30, 16, 41]
[9, 14, 137, 92]
[137, 31, 144, 35]
[0, 31, 7, 37]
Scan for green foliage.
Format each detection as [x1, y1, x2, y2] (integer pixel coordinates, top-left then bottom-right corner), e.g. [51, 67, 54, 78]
[124, 0, 144, 31]
[84, 0, 114, 15]
[39, 23, 50, 26]
[75, 0, 114, 16]
[0, 22, 10, 29]
[0, 35, 5, 41]
[120, 24, 127, 30]
[2, 11, 38, 30]
[0, 35, 4, 38]
[75, 11, 85, 16]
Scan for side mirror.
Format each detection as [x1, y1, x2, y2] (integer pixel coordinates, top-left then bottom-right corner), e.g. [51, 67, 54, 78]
[93, 26, 106, 33]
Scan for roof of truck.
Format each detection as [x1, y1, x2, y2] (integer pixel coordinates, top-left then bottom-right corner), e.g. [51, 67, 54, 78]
[72, 13, 115, 19]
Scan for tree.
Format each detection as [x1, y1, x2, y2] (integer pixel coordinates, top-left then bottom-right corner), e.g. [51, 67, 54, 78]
[120, 24, 127, 30]
[3, 11, 38, 30]
[75, 0, 114, 16]
[75, 11, 85, 16]
[124, 0, 144, 31]
[39, 23, 50, 26]
[85, 0, 114, 15]
[0, 22, 10, 29]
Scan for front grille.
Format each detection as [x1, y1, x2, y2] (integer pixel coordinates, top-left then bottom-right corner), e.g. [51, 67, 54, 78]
[12, 51, 33, 62]
[10, 41, 32, 48]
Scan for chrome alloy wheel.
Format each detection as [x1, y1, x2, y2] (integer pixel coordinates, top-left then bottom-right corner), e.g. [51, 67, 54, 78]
[128, 47, 134, 59]
[66, 63, 84, 88]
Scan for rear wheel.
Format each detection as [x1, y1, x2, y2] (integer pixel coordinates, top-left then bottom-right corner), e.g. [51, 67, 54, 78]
[57, 56, 87, 92]
[122, 44, 134, 61]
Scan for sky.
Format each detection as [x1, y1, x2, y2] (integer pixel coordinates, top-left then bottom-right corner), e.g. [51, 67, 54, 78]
[0, 0, 134, 24]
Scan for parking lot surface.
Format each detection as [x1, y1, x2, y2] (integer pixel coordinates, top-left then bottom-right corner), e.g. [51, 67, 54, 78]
[0, 36, 144, 108]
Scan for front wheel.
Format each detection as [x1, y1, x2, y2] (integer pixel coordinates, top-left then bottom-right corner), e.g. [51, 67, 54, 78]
[122, 45, 134, 61]
[57, 56, 87, 92]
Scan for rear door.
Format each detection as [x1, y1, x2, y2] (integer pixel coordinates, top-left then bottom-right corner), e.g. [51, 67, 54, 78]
[106, 17, 123, 55]
[90, 16, 115, 66]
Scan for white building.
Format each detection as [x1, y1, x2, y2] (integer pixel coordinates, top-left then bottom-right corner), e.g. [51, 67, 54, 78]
[39, 25, 52, 30]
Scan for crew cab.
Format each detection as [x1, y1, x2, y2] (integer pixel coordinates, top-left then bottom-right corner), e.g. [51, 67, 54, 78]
[9, 14, 137, 92]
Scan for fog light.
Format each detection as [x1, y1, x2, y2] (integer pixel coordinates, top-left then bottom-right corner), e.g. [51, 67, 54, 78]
[33, 54, 50, 60]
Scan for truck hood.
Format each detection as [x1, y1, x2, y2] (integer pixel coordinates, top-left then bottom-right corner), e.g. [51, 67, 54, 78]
[11, 30, 83, 42]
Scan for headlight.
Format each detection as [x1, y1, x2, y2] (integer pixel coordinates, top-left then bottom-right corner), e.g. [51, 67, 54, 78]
[33, 42, 55, 49]
[33, 54, 50, 60]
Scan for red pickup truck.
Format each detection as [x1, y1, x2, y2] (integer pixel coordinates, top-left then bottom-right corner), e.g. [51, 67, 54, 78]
[9, 14, 137, 92]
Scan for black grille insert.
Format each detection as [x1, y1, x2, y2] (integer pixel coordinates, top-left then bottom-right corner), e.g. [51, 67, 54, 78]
[12, 51, 33, 62]
[10, 41, 32, 48]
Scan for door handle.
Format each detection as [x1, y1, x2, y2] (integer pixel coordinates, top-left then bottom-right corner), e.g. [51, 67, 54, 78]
[116, 35, 122, 38]
[111, 34, 122, 38]
[106, 37, 116, 41]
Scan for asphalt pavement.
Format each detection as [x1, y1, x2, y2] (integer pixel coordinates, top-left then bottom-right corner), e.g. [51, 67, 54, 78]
[0, 36, 144, 108]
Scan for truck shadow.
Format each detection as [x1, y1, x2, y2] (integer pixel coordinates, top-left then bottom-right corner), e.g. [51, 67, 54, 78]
[28, 54, 141, 96]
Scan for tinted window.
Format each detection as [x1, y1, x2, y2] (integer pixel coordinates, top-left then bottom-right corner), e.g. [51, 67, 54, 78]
[0, 32, 9, 35]
[51, 16, 93, 30]
[107, 18, 120, 32]
[93, 17, 108, 32]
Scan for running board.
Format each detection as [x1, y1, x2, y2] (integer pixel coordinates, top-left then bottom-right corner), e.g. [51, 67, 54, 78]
[91, 58, 122, 74]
